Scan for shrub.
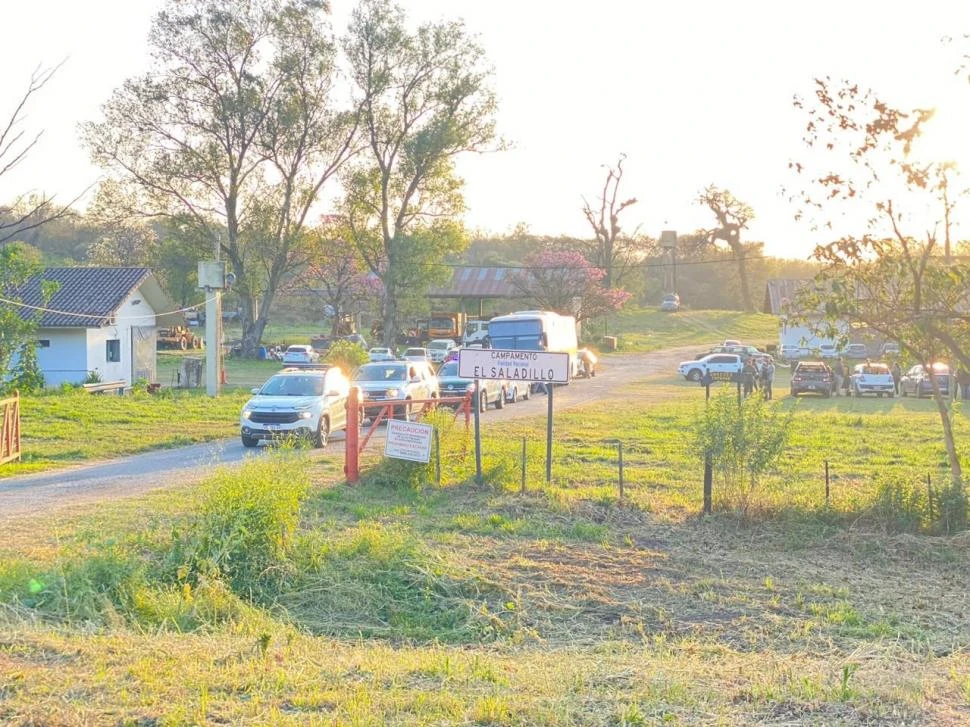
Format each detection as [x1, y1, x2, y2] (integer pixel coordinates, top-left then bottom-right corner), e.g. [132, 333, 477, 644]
[169, 454, 311, 595]
[693, 391, 793, 515]
[325, 339, 369, 374]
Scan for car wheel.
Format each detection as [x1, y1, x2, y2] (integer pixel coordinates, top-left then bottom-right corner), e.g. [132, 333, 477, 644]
[241, 433, 258, 448]
[687, 369, 702, 382]
[790, 389, 797, 397]
[521, 384, 530, 401]
[479, 391, 488, 413]
[495, 388, 506, 409]
[508, 386, 518, 404]
[314, 417, 330, 448]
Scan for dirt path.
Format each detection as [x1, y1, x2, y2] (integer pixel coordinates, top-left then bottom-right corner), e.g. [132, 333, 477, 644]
[0, 346, 699, 522]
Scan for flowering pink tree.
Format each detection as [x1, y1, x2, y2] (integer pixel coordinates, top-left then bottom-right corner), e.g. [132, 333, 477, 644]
[290, 231, 384, 336]
[509, 250, 631, 323]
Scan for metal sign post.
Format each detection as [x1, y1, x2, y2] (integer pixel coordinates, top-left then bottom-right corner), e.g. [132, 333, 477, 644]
[458, 348, 570, 486]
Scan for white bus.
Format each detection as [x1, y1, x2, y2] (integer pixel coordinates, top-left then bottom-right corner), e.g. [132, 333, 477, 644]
[485, 310, 580, 378]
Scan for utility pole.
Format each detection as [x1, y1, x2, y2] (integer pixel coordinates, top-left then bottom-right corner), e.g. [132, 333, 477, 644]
[198, 261, 229, 396]
[661, 229, 678, 293]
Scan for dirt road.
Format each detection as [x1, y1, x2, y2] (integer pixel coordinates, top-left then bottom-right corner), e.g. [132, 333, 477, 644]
[0, 346, 698, 521]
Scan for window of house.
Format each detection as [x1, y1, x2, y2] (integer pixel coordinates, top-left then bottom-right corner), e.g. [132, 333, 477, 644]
[36, 339, 51, 348]
[106, 339, 121, 363]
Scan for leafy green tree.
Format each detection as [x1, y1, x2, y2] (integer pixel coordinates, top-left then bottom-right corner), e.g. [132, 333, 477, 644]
[83, 0, 358, 356]
[0, 244, 47, 393]
[342, 0, 499, 347]
[790, 76, 970, 499]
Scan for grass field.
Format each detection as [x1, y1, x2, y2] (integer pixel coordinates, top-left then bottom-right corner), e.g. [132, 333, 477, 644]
[1, 342, 969, 723]
[590, 307, 780, 352]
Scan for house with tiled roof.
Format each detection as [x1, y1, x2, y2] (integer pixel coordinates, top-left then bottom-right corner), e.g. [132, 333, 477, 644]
[9, 267, 181, 387]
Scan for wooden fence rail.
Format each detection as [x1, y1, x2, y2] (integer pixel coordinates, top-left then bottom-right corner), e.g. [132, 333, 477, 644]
[1, 391, 22, 465]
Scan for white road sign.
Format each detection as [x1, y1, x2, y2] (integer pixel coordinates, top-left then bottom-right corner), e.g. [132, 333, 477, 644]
[384, 419, 434, 463]
[458, 348, 570, 384]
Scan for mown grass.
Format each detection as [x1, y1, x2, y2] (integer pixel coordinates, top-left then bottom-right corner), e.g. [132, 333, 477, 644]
[1, 372, 969, 723]
[589, 306, 779, 352]
[1, 387, 251, 478]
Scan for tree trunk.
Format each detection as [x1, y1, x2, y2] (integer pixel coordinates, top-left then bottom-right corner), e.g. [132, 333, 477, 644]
[382, 279, 398, 349]
[930, 375, 962, 488]
[730, 242, 754, 312]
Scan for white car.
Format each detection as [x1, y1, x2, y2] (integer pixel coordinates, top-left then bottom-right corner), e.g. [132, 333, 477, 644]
[402, 347, 431, 363]
[353, 360, 440, 420]
[818, 343, 839, 359]
[240, 366, 351, 448]
[849, 362, 895, 397]
[368, 347, 395, 362]
[678, 353, 743, 381]
[281, 344, 319, 365]
[427, 338, 456, 363]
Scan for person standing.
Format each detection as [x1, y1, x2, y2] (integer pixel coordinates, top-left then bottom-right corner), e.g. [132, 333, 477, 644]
[741, 358, 756, 398]
[833, 358, 845, 397]
[762, 359, 775, 400]
[891, 361, 902, 396]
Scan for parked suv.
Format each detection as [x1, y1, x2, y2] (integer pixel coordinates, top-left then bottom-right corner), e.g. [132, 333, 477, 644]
[240, 366, 350, 448]
[678, 353, 743, 381]
[790, 361, 835, 397]
[353, 360, 439, 420]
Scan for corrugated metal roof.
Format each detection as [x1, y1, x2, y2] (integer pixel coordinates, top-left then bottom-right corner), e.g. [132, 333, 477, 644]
[12, 267, 153, 327]
[428, 266, 527, 299]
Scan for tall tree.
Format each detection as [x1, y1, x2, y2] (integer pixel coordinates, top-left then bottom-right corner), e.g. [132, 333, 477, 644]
[790, 76, 970, 504]
[0, 65, 76, 246]
[509, 250, 631, 323]
[342, 0, 499, 347]
[83, 0, 358, 356]
[581, 154, 639, 289]
[697, 185, 757, 312]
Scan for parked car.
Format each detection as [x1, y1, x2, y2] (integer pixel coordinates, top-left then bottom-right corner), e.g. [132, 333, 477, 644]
[843, 343, 868, 359]
[818, 343, 839, 359]
[698, 344, 772, 366]
[900, 362, 951, 398]
[240, 366, 350, 448]
[402, 347, 431, 363]
[660, 293, 681, 312]
[281, 344, 319, 365]
[352, 360, 439, 420]
[779, 344, 811, 361]
[367, 347, 395, 362]
[678, 353, 743, 382]
[848, 362, 895, 397]
[790, 361, 836, 397]
[879, 342, 901, 357]
[436, 360, 524, 411]
[427, 338, 457, 364]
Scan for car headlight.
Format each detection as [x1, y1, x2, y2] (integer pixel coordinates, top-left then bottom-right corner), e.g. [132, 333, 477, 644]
[385, 388, 400, 397]
[241, 409, 252, 420]
[465, 383, 476, 392]
[298, 410, 313, 419]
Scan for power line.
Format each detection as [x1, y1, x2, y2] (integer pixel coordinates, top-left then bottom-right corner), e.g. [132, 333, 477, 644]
[0, 295, 212, 323]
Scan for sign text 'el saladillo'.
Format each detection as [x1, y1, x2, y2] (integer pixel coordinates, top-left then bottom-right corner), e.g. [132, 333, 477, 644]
[458, 348, 570, 384]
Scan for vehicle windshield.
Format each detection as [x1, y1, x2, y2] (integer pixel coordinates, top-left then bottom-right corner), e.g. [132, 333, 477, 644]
[438, 362, 460, 377]
[488, 319, 542, 350]
[429, 341, 451, 350]
[259, 375, 324, 397]
[860, 364, 890, 374]
[404, 349, 425, 356]
[355, 365, 407, 382]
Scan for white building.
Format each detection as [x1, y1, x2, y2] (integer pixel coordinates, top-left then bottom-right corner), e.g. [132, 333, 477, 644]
[763, 279, 848, 352]
[12, 267, 181, 388]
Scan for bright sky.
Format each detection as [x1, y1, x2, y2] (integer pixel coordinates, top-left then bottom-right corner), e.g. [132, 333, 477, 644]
[3, 0, 970, 259]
